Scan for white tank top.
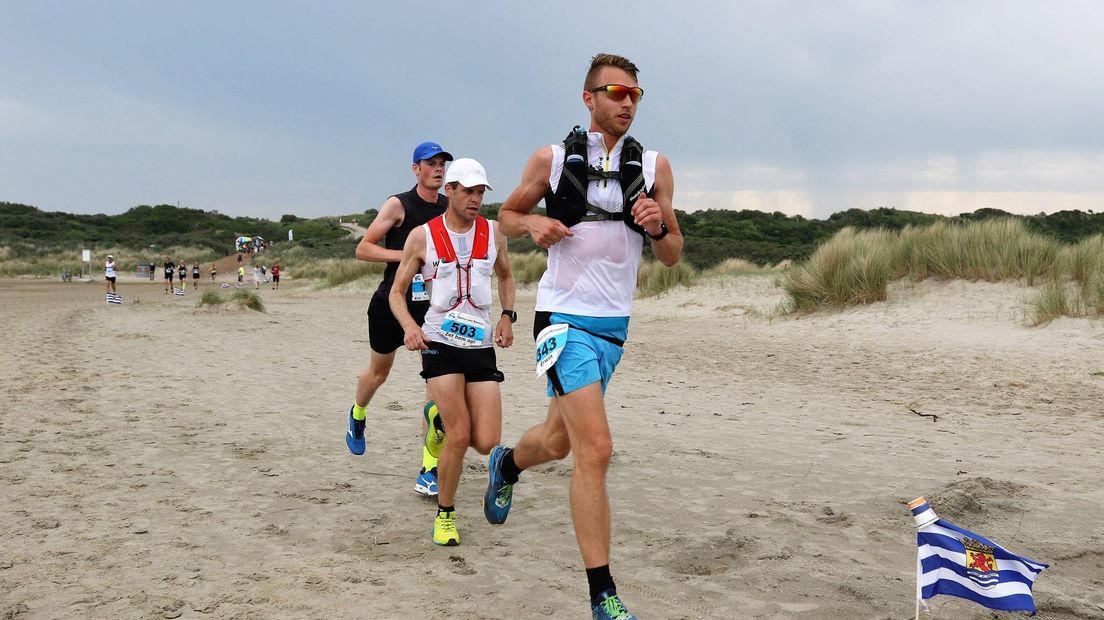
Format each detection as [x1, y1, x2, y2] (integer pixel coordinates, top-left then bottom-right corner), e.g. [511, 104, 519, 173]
[420, 218, 499, 348]
[536, 132, 659, 317]
[104, 261, 116, 277]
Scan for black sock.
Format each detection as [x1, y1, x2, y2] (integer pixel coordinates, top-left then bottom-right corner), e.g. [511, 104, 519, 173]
[437, 505, 454, 515]
[500, 448, 522, 484]
[586, 565, 615, 605]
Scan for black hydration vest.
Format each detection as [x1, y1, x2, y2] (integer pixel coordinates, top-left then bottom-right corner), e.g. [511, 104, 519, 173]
[544, 126, 649, 236]
[376, 187, 447, 300]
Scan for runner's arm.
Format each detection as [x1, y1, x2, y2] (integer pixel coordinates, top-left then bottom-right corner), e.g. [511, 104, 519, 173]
[389, 230, 431, 350]
[631, 154, 683, 267]
[492, 224, 515, 348]
[355, 196, 405, 262]
[498, 147, 573, 247]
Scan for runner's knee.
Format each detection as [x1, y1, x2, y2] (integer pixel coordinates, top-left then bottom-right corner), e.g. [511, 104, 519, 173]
[573, 436, 612, 471]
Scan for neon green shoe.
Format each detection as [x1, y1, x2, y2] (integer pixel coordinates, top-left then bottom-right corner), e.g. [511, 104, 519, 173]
[423, 401, 445, 459]
[432, 510, 460, 546]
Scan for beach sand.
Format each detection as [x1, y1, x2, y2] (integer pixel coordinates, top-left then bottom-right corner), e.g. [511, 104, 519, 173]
[1, 274, 1102, 619]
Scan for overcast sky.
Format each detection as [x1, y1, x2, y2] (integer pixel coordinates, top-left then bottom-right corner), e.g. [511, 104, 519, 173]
[3, 1, 1102, 220]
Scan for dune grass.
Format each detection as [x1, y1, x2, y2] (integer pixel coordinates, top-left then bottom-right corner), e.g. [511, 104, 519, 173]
[0, 243, 217, 277]
[232, 289, 266, 312]
[784, 219, 1104, 323]
[198, 291, 226, 307]
[510, 252, 548, 285]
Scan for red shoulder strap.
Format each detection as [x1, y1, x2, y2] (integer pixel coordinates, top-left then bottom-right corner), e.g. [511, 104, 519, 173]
[472, 216, 490, 260]
[426, 216, 456, 263]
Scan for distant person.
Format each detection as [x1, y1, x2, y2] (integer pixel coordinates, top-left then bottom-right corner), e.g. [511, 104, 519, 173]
[237, 253, 243, 267]
[260, 264, 267, 280]
[178, 263, 187, 289]
[253, 265, 262, 289]
[271, 262, 281, 290]
[389, 158, 515, 545]
[104, 255, 117, 295]
[148, 261, 155, 281]
[343, 140, 451, 498]
[192, 263, 201, 288]
[210, 265, 217, 282]
[164, 257, 175, 293]
[489, 53, 683, 619]
[237, 265, 245, 284]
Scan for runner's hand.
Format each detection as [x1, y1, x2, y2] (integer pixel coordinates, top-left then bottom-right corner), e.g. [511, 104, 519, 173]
[527, 215, 573, 249]
[494, 318, 514, 348]
[403, 327, 431, 351]
[630, 194, 663, 236]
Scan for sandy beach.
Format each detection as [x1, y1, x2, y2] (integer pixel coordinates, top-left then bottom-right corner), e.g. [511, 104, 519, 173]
[1, 273, 1102, 619]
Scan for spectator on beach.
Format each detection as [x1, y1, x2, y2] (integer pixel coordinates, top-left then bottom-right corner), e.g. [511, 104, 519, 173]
[488, 53, 683, 619]
[210, 265, 217, 282]
[253, 265, 261, 289]
[237, 265, 245, 284]
[271, 262, 281, 290]
[104, 255, 117, 295]
[148, 261, 155, 281]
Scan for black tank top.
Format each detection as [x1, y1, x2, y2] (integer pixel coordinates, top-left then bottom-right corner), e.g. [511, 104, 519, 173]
[376, 187, 447, 300]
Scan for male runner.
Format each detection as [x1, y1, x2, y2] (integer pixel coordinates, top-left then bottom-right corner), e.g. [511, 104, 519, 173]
[178, 263, 187, 290]
[390, 158, 515, 545]
[192, 263, 201, 288]
[163, 257, 175, 293]
[487, 53, 683, 619]
[344, 141, 452, 497]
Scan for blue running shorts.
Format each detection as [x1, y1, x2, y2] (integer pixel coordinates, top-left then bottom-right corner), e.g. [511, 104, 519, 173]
[534, 312, 628, 397]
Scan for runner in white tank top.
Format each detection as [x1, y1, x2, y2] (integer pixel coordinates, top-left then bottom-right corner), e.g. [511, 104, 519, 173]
[389, 158, 517, 548]
[489, 54, 684, 618]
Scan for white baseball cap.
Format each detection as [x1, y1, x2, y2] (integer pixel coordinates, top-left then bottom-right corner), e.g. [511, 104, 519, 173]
[445, 158, 493, 190]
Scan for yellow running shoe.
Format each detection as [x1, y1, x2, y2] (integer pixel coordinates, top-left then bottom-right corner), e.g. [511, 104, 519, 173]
[432, 510, 460, 546]
[423, 401, 445, 459]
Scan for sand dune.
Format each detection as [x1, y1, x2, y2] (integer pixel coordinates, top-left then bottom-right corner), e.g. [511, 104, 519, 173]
[1, 275, 1102, 619]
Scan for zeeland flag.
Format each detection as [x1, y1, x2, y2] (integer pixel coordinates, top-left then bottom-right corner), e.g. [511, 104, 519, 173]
[910, 497, 1047, 615]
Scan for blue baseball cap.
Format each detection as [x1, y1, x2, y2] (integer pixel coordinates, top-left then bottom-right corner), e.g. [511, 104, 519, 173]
[412, 141, 453, 163]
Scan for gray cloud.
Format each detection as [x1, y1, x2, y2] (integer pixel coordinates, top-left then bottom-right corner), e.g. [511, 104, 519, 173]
[2, 1, 1102, 219]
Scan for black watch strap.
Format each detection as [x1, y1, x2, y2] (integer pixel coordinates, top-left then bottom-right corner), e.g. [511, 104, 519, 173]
[647, 221, 670, 241]
[501, 309, 518, 323]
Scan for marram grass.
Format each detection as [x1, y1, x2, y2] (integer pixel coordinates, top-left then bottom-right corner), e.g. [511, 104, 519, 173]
[785, 218, 1103, 323]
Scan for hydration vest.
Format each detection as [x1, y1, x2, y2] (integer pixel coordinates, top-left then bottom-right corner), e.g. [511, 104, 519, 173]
[425, 215, 491, 310]
[545, 126, 649, 236]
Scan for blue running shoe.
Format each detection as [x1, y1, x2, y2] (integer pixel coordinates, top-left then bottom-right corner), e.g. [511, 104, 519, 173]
[345, 406, 365, 455]
[414, 467, 438, 496]
[591, 591, 636, 620]
[483, 445, 514, 524]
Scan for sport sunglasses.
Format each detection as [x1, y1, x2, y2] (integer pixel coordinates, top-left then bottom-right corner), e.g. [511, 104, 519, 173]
[588, 84, 644, 103]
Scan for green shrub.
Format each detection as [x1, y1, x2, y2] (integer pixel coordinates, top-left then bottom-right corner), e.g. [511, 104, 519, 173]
[198, 291, 225, 307]
[232, 289, 266, 312]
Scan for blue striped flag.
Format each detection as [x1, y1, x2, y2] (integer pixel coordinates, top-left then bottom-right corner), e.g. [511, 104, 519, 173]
[910, 497, 1047, 615]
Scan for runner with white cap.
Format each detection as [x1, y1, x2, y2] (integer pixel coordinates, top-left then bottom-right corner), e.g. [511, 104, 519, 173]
[389, 158, 516, 546]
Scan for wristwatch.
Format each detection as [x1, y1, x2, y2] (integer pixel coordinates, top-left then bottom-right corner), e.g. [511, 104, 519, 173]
[647, 221, 669, 241]
[501, 309, 518, 323]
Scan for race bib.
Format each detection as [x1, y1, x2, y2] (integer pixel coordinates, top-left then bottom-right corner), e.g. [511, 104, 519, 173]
[441, 310, 487, 347]
[534, 323, 570, 377]
[410, 273, 429, 302]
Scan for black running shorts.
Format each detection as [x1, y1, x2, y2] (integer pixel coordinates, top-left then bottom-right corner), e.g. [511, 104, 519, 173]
[367, 293, 429, 354]
[419, 341, 504, 383]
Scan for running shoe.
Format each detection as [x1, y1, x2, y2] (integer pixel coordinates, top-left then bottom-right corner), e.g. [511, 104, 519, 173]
[483, 445, 514, 525]
[345, 406, 365, 455]
[591, 591, 636, 620]
[432, 510, 460, 546]
[423, 401, 445, 458]
[414, 467, 438, 496]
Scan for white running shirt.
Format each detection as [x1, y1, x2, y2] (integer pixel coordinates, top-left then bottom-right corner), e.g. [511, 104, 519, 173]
[420, 218, 499, 348]
[536, 131, 659, 317]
